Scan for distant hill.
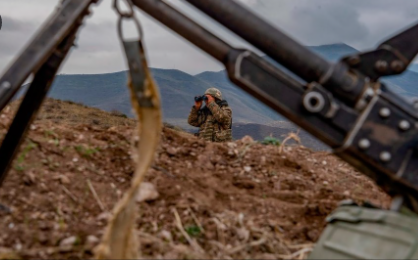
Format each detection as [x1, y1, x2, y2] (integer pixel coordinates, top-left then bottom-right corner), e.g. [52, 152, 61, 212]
[408, 63, 418, 73]
[308, 43, 358, 61]
[35, 43, 418, 119]
[44, 68, 283, 126]
[15, 43, 418, 150]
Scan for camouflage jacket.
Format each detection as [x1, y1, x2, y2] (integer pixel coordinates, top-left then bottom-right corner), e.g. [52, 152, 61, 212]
[188, 100, 232, 142]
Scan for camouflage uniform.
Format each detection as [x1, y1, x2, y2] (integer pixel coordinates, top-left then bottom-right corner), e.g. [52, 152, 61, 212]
[188, 88, 233, 142]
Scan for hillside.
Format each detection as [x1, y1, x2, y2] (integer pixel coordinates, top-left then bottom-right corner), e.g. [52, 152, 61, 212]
[43, 68, 283, 125]
[0, 99, 390, 259]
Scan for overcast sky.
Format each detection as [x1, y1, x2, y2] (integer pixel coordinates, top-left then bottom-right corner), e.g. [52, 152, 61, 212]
[0, 0, 417, 75]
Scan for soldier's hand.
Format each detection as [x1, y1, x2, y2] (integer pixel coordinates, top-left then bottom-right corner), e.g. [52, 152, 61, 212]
[205, 95, 215, 104]
[195, 100, 202, 109]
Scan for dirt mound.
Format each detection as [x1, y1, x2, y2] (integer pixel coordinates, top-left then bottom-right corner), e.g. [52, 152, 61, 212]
[0, 99, 390, 259]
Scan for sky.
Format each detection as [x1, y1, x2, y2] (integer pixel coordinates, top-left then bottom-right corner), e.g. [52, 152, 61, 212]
[0, 0, 417, 76]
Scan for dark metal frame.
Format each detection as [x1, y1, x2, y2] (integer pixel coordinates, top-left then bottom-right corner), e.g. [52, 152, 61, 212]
[1, 0, 418, 211]
[0, 0, 98, 185]
[131, 0, 418, 210]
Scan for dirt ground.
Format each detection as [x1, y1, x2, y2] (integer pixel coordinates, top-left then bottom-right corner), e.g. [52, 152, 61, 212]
[0, 99, 391, 259]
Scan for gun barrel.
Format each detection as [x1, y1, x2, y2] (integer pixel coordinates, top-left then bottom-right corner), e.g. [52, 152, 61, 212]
[184, 0, 331, 84]
[131, 0, 231, 63]
[184, 0, 367, 107]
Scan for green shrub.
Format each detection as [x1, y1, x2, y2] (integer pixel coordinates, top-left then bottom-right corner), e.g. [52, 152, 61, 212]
[261, 136, 281, 146]
[185, 225, 202, 238]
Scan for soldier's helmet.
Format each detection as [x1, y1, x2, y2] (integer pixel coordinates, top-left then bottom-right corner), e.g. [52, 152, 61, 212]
[205, 87, 223, 100]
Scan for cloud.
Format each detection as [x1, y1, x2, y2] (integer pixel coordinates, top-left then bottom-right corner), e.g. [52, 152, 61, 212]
[0, 0, 417, 75]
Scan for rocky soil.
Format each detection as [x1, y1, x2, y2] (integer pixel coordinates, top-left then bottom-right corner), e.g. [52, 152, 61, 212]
[0, 99, 390, 259]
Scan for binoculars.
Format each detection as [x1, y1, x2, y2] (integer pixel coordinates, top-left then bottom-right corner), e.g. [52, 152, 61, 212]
[194, 95, 208, 102]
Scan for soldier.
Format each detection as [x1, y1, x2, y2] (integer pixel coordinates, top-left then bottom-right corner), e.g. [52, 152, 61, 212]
[188, 87, 232, 142]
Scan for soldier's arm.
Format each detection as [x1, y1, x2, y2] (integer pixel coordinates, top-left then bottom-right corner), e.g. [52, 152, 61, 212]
[188, 106, 205, 127]
[207, 102, 232, 127]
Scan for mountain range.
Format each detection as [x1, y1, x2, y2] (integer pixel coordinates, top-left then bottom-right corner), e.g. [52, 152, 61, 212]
[17, 43, 418, 147]
[410, 64, 418, 73]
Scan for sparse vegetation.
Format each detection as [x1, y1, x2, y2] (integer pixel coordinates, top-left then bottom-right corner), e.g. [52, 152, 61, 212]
[261, 135, 281, 146]
[185, 225, 202, 238]
[110, 110, 128, 118]
[74, 145, 99, 158]
[14, 141, 37, 171]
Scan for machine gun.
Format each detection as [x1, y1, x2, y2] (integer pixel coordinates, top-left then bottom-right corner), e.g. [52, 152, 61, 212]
[1, 0, 418, 258]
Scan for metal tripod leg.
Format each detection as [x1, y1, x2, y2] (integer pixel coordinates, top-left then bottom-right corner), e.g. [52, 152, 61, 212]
[0, 32, 77, 186]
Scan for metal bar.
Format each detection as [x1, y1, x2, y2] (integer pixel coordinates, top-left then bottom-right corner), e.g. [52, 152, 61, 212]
[381, 22, 418, 64]
[0, 32, 77, 185]
[131, 0, 353, 147]
[131, 0, 230, 63]
[184, 0, 331, 83]
[183, 0, 371, 107]
[0, 0, 97, 112]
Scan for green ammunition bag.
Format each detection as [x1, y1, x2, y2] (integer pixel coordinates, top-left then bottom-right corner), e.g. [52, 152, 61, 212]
[308, 205, 418, 259]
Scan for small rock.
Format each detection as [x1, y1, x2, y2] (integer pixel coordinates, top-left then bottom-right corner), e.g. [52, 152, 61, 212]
[205, 161, 215, 170]
[236, 228, 250, 241]
[38, 221, 51, 231]
[159, 230, 173, 242]
[136, 182, 159, 202]
[258, 253, 277, 260]
[323, 181, 329, 186]
[0, 204, 11, 214]
[241, 135, 254, 144]
[86, 235, 99, 248]
[244, 166, 252, 173]
[260, 156, 266, 165]
[166, 147, 178, 156]
[53, 175, 70, 185]
[38, 233, 49, 245]
[14, 243, 22, 251]
[97, 212, 111, 222]
[46, 248, 56, 255]
[23, 171, 36, 186]
[233, 180, 255, 189]
[343, 190, 351, 196]
[59, 236, 77, 252]
[285, 147, 293, 152]
[227, 142, 237, 149]
[322, 160, 327, 165]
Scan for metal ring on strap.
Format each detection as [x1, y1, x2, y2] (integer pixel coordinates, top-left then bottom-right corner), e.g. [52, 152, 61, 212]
[113, 0, 135, 18]
[116, 9, 144, 42]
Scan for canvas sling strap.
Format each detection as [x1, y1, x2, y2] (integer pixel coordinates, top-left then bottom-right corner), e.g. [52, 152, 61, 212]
[95, 1, 162, 258]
